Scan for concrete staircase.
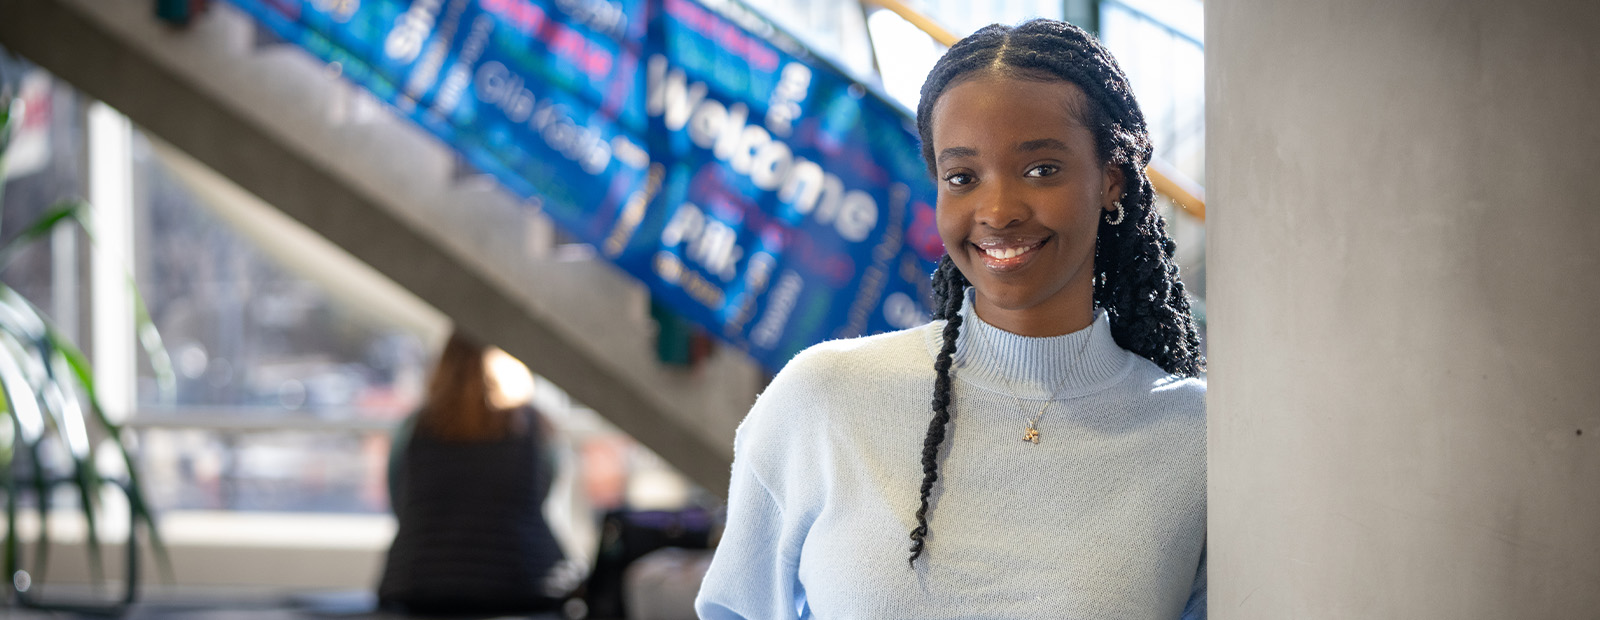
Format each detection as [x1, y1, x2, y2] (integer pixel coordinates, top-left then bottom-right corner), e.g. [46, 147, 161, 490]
[0, 0, 760, 494]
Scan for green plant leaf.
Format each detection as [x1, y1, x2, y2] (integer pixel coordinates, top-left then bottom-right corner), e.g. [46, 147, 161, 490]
[2, 383, 21, 582]
[0, 305, 67, 587]
[0, 200, 86, 270]
[26, 428, 51, 595]
[31, 201, 177, 404]
[46, 326, 173, 582]
[1, 96, 18, 225]
[132, 290, 175, 405]
[1, 95, 14, 138]
[0, 285, 172, 585]
[0, 330, 45, 446]
[0, 122, 175, 587]
[38, 339, 105, 584]
[0, 94, 14, 141]
[0, 408, 14, 470]
[73, 460, 104, 584]
[0, 328, 54, 589]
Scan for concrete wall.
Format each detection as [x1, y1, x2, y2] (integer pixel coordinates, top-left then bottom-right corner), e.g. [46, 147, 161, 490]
[1208, 0, 1600, 617]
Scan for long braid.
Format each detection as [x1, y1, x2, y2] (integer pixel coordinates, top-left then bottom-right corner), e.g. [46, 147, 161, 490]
[908, 256, 969, 565]
[1094, 175, 1204, 375]
[907, 19, 1205, 565]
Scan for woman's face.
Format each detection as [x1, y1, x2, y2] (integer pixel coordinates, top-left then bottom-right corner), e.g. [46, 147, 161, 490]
[930, 74, 1122, 337]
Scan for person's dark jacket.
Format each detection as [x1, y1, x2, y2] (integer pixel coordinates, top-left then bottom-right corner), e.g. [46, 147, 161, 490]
[378, 407, 564, 615]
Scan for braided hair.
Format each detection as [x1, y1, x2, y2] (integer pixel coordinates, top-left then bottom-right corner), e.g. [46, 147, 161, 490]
[906, 19, 1205, 565]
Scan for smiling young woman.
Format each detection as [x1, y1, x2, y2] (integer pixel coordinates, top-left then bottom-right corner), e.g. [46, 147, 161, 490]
[696, 19, 1207, 620]
[931, 76, 1122, 338]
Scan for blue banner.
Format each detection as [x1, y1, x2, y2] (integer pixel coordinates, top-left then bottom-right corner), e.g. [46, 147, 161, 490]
[227, 0, 946, 370]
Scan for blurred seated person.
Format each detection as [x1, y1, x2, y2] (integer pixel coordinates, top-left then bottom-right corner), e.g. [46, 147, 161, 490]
[378, 331, 566, 615]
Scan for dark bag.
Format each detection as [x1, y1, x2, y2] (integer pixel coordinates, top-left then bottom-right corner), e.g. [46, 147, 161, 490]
[580, 508, 715, 619]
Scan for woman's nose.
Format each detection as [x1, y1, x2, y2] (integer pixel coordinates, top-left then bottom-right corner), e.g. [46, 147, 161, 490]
[974, 179, 1028, 229]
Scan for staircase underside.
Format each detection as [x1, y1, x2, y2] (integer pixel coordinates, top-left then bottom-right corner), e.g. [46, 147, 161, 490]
[0, 0, 760, 494]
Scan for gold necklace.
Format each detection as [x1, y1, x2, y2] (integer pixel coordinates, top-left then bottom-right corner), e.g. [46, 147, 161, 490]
[975, 314, 1097, 444]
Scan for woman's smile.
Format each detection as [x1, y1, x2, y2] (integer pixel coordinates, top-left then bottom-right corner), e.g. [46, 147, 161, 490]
[973, 236, 1050, 272]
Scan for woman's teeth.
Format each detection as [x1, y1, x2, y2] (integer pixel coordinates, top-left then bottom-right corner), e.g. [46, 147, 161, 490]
[985, 245, 1034, 259]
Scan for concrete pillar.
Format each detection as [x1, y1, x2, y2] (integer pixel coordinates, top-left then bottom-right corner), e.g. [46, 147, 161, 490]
[1208, 1, 1600, 617]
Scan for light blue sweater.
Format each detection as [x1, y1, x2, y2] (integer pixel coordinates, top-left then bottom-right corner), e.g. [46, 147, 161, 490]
[696, 297, 1206, 619]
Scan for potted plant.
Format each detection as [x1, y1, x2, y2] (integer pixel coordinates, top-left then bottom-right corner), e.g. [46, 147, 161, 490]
[1, 85, 170, 613]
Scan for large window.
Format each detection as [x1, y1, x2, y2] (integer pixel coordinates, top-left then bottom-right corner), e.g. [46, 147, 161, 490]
[0, 61, 441, 517]
[0, 61, 85, 339]
[1100, 0, 1207, 325]
[0, 62, 692, 591]
[131, 134, 432, 514]
[1102, 0, 1206, 184]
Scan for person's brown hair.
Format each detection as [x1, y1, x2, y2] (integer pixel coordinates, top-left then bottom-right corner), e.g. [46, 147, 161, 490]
[414, 331, 528, 441]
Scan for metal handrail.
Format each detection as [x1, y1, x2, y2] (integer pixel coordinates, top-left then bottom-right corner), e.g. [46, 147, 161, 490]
[1102, 0, 1203, 47]
[1147, 159, 1206, 220]
[861, 0, 958, 49]
[859, 0, 1207, 221]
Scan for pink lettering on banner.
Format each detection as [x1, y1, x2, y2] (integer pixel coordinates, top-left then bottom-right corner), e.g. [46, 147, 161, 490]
[481, 0, 547, 33]
[664, 0, 779, 73]
[481, 0, 615, 79]
[685, 164, 856, 286]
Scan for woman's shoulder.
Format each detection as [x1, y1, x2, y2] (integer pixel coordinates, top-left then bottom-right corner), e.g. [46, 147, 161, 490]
[1121, 356, 1207, 416]
[768, 322, 938, 388]
[738, 323, 937, 441]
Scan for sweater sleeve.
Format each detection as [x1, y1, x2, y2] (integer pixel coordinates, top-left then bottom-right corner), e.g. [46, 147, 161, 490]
[1179, 545, 1206, 619]
[694, 344, 835, 620]
[693, 451, 804, 619]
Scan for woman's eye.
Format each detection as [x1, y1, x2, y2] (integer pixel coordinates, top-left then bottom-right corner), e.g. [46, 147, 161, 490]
[1025, 164, 1059, 178]
[943, 173, 974, 187]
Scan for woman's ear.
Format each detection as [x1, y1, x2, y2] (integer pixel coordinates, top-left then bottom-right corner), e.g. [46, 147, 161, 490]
[1102, 164, 1127, 212]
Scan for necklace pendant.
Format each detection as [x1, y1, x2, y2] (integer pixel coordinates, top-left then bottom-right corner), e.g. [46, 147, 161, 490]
[1023, 427, 1040, 444]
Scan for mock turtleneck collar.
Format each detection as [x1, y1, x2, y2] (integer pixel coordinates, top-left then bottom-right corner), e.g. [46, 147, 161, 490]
[929, 289, 1131, 400]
